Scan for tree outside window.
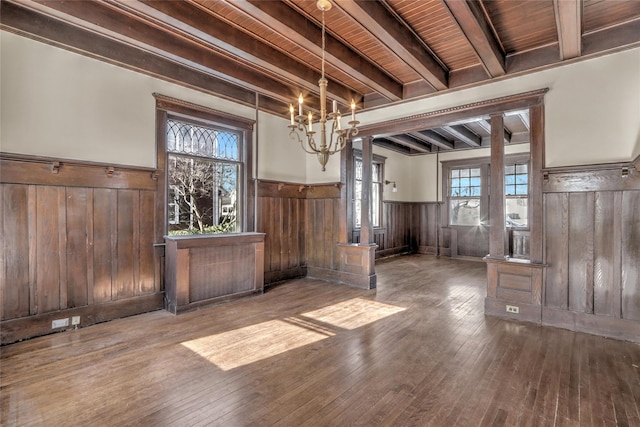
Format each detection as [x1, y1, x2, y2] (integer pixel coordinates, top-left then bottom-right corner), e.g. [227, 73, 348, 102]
[166, 119, 241, 235]
[449, 167, 482, 226]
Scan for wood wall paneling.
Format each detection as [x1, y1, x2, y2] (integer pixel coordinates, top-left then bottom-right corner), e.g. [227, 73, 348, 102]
[138, 191, 156, 295]
[115, 190, 135, 300]
[621, 190, 640, 321]
[0, 155, 162, 344]
[36, 186, 63, 313]
[567, 192, 594, 313]
[256, 181, 312, 285]
[540, 163, 640, 340]
[544, 192, 569, 309]
[65, 187, 90, 308]
[92, 188, 114, 304]
[163, 233, 265, 314]
[1, 184, 30, 320]
[593, 191, 620, 317]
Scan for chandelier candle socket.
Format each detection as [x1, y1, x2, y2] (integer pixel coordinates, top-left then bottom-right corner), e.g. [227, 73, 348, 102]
[288, 0, 359, 171]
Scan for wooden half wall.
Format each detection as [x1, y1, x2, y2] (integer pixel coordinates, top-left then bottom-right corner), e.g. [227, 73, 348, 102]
[257, 180, 343, 285]
[0, 154, 163, 344]
[542, 161, 640, 342]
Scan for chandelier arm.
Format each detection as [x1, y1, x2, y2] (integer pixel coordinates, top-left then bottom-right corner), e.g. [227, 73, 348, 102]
[290, 129, 322, 155]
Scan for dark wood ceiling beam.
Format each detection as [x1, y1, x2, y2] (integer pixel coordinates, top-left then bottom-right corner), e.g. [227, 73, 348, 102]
[582, 18, 640, 56]
[504, 109, 530, 131]
[25, 0, 317, 109]
[412, 131, 454, 150]
[441, 125, 481, 147]
[334, 0, 448, 91]
[480, 131, 528, 146]
[233, 0, 403, 101]
[119, 0, 357, 105]
[443, 0, 505, 77]
[373, 139, 413, 155]
[553, 0, 582, 60]
[477, 119, 511, 144]
[385, 135, 432, 153]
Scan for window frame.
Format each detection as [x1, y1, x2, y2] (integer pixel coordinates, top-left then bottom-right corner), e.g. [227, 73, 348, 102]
[504, 156, 530, 229]
[442, 153, 529, 229]
[166, 118, 243, 234]
[351, 149, 386, 230]
[154, 94, 255, 237]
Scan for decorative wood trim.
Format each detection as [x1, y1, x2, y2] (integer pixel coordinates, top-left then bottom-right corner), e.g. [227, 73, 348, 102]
[257, 180, 341, 199]
[0, 293, 164, 345]
[153, 93, 255, 131]
[357, 89, 548, 137]
[0, 153, 157, 190]
[543, 164, 640, 192]
[542, 307, 640, 344]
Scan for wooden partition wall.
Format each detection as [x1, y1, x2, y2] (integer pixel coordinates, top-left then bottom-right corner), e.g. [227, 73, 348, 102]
[0, 154, 163, 344]
[257, 180, 342, 285]
[542, 161, 640, 341]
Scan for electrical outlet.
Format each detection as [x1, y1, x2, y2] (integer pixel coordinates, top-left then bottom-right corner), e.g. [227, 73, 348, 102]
[71, 316, 81, 326]
[52, 318, 69, 329]
[506, 305, 519, 314]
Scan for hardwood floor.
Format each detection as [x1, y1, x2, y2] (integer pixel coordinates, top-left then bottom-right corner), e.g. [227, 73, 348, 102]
[1, 255, 639, 426]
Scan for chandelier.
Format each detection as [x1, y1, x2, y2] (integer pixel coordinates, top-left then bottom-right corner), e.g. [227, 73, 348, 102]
[288, 0, 359, 171]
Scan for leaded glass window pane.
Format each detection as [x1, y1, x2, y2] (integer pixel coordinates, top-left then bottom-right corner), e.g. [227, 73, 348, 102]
[167, 119, 241, 235]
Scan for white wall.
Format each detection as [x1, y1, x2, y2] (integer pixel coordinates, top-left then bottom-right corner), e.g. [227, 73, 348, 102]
[256, 111, 307, 182]
[360, 47, 640, 168]
[0, 32, 309, 184]
[3, 31, 638, 185]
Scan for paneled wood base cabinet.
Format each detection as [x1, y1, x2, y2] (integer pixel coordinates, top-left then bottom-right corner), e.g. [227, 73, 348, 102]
[164, 233, 265, 314]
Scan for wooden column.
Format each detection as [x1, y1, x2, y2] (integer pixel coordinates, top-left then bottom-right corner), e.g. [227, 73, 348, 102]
[529, 104, 544, 264]
[488, 113, 507, 259]
[360, 136, 374, 246]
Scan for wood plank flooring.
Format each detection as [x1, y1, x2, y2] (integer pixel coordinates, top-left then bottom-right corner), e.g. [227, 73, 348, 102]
[1, 255, 639, 426]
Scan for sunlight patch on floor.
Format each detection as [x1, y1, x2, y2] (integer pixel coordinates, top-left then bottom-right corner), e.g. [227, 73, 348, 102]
[181, 319, 334, 371]
[302, 298, 406, 330]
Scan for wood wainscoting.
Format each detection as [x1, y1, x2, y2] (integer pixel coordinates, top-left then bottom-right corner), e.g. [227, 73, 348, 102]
[541, 160, 640, 342]
[164, 233, 265, 314]
[257, 180, 343, 285]
[351, 201, 450, 258]
[0, 153, 163, 344]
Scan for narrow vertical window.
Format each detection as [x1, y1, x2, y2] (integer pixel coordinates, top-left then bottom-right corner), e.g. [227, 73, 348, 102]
[353, 156, 383, 229]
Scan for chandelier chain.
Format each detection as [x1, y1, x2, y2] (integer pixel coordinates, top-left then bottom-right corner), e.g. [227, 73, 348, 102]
[321, 8, 326, 79]
[287, 0, 359, 171]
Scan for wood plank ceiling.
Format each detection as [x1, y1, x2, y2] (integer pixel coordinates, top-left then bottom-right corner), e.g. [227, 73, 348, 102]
[2, 0, 639, 155]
